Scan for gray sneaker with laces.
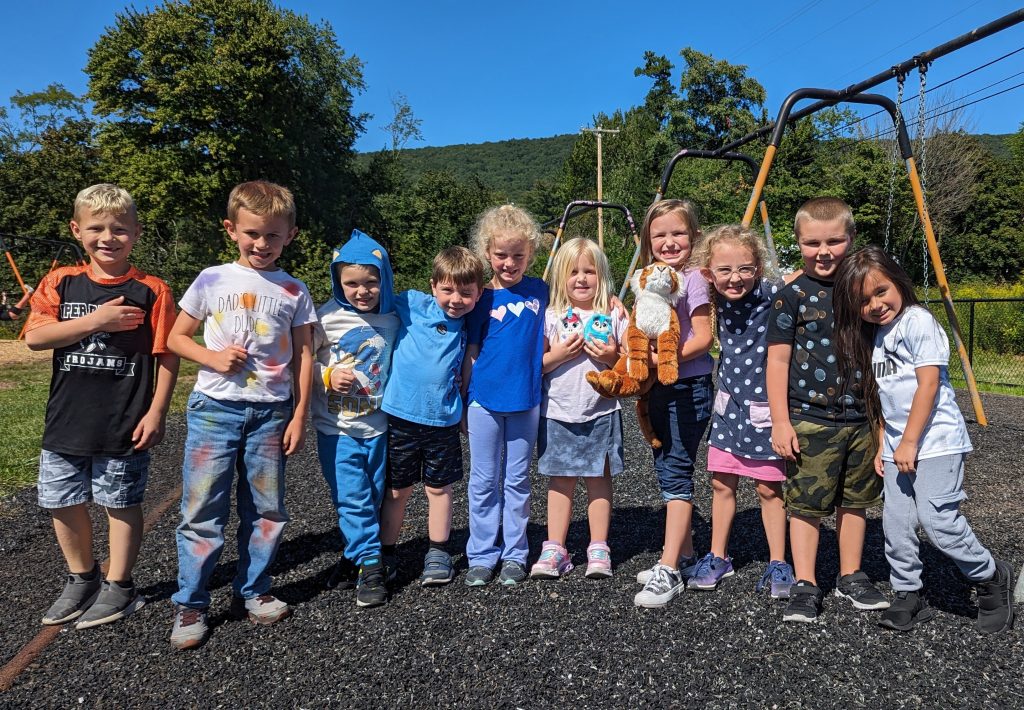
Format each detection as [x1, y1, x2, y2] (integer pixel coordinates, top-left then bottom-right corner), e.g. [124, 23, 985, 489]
[634, 564, 686, 608]
[170, 606, 209, 650]
[41, 567, 102, 625]
[74, 580, 145, 629]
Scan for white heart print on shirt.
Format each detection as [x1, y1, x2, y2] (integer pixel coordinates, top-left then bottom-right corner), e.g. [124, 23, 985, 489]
[491, 298, 540, 322]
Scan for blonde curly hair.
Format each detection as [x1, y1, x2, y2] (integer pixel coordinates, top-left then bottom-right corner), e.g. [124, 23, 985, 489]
[471, 204, 542, 273]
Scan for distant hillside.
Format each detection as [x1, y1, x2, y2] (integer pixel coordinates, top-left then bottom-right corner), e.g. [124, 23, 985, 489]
[974, 133, 1013, 161]
[361, 134, 578, 201]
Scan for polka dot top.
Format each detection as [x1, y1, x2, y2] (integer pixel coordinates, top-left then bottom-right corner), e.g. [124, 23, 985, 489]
[710, 279, 781, 460]
[766, 273, 866, 426]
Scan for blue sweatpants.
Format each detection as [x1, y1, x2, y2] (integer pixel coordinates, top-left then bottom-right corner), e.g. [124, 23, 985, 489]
[466, 405, 539, 568]
[883, 453, 995, 591]
[316, 432, 386, 566]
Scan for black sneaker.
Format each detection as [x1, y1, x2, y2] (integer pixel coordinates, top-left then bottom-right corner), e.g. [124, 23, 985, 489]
[41, 566, 102, 625]
[835, 570, 890, 610]
[356, 558, 387, 608]
[976, 558, 1015, 634]
[783, 580, 823, 623]
[327, 556, 358, 590]
[879, 590, 937, 631]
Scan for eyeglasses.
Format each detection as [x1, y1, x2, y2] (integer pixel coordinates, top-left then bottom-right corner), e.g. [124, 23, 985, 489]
[711, 265, 757, 278]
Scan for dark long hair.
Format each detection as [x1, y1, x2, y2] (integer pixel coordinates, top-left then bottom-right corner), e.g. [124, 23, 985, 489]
[833, 245, 920, 428]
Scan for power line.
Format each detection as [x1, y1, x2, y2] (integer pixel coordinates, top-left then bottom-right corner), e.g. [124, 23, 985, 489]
[778, 79, 1024, 172]
[831, 0, 984, 85]
[731, 0, 828, 60]
[819, 47, 1024, 140]
[758, 0, 884, 69]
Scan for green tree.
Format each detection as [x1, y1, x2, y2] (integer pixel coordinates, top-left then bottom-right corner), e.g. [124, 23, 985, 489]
[85, 0, 366, 294]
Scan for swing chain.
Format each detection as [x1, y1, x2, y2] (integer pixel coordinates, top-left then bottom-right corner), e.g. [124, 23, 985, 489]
[916, 64, 930, 299]
[883, 73, 906, 254]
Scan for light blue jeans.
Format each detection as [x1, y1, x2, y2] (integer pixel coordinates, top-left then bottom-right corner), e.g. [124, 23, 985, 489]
[883, 453, 994, 591]
[172, 392, 291, 609]
[466, 405, 539, 568]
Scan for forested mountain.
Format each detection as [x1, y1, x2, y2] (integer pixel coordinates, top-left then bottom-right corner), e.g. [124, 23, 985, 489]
[360, 134, 578, 202]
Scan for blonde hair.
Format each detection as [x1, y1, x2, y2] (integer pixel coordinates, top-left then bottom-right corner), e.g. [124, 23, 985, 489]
[546, 237, 613, 315]
[74, 184, 137, 222]
[432, 246, 485, 290]
[471, 204, 542, 272]
[693, 223, 776, 280]
[227, 180, 296, 227]
[638, 198, 703, 269]
[793, 196, 855, 239]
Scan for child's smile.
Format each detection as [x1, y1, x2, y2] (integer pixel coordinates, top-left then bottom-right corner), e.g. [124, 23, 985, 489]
[649, 212, 692, 269]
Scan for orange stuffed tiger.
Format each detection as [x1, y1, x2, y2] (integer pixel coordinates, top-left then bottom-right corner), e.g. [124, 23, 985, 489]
[586, 262, 683, 447]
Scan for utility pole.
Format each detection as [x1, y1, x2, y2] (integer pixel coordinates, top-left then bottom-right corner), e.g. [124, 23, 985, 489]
[580, 126, 619, 249]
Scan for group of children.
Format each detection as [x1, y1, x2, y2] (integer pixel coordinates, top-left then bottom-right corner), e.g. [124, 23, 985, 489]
[24, 181, 1014, 651]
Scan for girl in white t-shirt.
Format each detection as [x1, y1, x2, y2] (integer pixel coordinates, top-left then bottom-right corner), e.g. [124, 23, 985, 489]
[531, 237, 627, 580]
[834, 245, 1013, 634]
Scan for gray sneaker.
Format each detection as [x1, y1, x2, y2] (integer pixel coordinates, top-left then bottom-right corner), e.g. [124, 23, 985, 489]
[41, 567, 101, 625]
[170, 606, 209, 650]
[74, 580, 145, 629]
[230, 594, 292, 624]
[420, 548, 454, 586]
[636, 555, 698, 585]
[634, 564, 686, 608]
[498, 560, 528, 586]
[465, 565, 495, 587]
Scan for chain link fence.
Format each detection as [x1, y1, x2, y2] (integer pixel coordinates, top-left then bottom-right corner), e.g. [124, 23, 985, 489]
[925, 297, 1024, 396]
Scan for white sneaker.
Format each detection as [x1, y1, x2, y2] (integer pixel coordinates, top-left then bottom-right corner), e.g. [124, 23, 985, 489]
[634, 564, 686, 608]
[636, 555, 697, 585]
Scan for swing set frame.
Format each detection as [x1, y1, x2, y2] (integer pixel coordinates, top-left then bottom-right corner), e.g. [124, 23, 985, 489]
[0, 233, 86, 338]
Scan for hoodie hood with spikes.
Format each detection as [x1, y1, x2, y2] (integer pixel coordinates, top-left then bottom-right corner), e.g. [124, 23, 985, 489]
[330, 229, 395, 314]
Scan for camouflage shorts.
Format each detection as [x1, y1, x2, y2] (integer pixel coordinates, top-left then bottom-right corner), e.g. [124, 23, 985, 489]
[783, 420, 882, 518]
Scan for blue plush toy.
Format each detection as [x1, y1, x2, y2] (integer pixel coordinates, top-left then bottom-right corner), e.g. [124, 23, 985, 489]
[583, 313, 612, 343]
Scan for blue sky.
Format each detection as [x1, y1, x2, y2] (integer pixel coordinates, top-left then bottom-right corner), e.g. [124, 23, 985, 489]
[2, 1, 1022, 151]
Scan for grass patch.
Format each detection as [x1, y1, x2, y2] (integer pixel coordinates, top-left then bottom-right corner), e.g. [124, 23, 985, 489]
[0, 357, 198, 496]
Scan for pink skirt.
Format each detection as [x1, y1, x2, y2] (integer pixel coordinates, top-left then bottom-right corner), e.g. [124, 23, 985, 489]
[707, 446, 786, 482]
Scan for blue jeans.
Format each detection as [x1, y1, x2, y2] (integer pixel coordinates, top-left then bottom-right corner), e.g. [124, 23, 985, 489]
[316, 431, 386, 565]
[172, 392, 291, 609]
[466, 405, 539, 568]
[648, 374, 712, 501]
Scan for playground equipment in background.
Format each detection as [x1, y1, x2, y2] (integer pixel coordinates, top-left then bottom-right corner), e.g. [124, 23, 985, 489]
[0, 233, 86, 338]
[735, 88, 986, 426]
[540, 200, 639, 295]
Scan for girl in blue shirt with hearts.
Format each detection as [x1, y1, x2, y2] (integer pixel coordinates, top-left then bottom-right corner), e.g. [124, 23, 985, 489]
[462, 205, 548, 587]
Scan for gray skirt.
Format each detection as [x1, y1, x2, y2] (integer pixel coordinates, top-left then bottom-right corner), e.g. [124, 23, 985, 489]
[537, 411, 624, 477]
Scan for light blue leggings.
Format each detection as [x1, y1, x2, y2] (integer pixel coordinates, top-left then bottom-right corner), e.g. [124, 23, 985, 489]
[466, 405, 539, 568]
[883, 453, 995, 591]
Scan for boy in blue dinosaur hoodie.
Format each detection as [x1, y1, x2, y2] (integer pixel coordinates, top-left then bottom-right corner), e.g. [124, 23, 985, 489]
[312, 229, 399, 608]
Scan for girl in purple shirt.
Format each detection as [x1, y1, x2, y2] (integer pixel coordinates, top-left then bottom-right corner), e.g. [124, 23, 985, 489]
[633, 199, 715, 609]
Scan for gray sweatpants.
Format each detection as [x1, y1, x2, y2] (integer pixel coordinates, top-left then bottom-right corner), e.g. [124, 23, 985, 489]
[883, 453, 995, 591]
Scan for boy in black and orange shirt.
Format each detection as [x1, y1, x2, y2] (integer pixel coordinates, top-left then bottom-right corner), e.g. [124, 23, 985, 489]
[25, 184, 178, 629]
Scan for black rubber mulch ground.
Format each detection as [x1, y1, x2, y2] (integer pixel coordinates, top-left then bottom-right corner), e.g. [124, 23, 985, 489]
[2, 391, 1023, 708]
